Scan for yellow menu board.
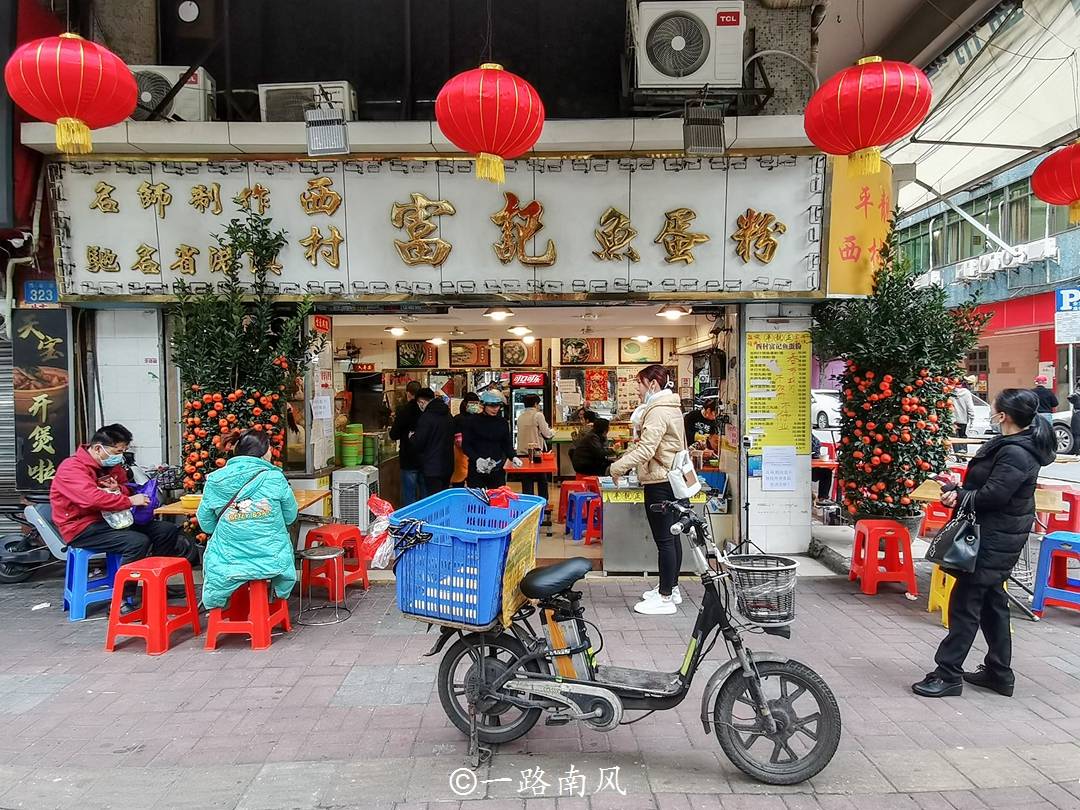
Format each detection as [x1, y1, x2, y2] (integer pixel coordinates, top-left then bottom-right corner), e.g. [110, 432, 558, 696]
[745, 332, 811, 455]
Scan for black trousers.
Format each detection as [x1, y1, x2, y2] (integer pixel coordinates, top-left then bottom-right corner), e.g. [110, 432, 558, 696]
[424, 476, 450, 496]
[467, 469, 507, 489]
[933, 572, 1012, 683]
[811, 468, 832, 500]
[955, 423, 968, 438]
[68, 519, 187, 566]
[521, 473, 549, 502]
[643, 481, 684, 595]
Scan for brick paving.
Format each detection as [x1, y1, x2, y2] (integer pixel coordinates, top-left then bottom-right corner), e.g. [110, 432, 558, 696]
[3, 569, 1080, 808]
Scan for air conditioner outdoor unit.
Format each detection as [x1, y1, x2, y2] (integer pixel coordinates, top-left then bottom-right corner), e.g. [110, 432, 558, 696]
[332, 466, 380, 533]
[129, 66, 216, 121]
[635, 2, 746, 89]
[259, 81, 359, 122]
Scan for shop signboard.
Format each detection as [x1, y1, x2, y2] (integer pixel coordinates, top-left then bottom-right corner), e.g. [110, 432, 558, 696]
[510, 371, 546, 387]
[312, 314, 331, 333]
[12, 309, 72, 491]
[1055, 288, 1080, 344]
[51, 155, 826, 300]
[745, 331, 811, 456]
[825, 156, 893, 297]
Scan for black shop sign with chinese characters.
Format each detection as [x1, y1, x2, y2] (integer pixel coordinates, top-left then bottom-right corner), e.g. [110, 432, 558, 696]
[13, 309, 72, 491]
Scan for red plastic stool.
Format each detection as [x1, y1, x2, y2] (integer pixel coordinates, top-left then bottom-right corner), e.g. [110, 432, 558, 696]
[849, 520, 918, 596]
[558, 481, 590, 524]
[105, 557, 200, 656]
[302, 523, 368, 600]
[584, 497, 603, 545]
[205, 580, 292, 650]
[920, 502, 953, 538]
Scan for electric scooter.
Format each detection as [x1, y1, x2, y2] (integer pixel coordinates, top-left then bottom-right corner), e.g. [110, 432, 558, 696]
[425, 495, 842, 785]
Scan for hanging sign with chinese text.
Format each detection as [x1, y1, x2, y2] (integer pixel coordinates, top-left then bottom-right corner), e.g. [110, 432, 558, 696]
[825, 156, 894, 297]
[50, 155, 826, 299]
[13, 309, 73, 491]
[745, 331, 811, 455]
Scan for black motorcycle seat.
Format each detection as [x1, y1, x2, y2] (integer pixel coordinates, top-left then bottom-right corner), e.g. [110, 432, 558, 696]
[519, 557, 593, 600]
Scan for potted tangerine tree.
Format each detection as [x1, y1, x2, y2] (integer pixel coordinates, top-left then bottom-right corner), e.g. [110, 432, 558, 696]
[811, 224, 988, 532]
[169, 207, 323, 540]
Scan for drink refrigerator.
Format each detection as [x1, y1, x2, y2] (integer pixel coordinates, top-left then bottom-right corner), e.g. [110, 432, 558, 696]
[509, 371, 553, 449]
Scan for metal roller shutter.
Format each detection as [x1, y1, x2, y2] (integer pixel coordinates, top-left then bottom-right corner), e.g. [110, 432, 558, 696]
[0, 338, 16, 531]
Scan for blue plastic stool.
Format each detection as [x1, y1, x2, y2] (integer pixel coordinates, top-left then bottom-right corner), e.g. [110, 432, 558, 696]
[1032, 531, 1080, 617]
[64, 547, 123, 621]
[566, 491, 601, 542]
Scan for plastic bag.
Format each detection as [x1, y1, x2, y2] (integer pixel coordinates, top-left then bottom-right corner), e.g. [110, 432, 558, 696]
[129, 477, 161, 526]
[360, 495, 396, 568]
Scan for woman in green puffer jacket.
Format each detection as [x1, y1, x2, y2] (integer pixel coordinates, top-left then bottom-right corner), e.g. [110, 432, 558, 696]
[197, 430, 298, 609]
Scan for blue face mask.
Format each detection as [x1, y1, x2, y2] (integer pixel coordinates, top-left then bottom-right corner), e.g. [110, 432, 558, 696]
[101, 454, 125, 467]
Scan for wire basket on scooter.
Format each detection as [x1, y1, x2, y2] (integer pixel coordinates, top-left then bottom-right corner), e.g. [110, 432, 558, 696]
[726, 554, 798, 626]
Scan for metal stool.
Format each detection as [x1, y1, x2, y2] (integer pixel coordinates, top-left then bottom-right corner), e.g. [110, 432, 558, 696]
[297, 546, 352, 626]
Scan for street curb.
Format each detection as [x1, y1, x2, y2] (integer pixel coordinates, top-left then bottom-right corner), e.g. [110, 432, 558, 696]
[808, 534, 850, 576]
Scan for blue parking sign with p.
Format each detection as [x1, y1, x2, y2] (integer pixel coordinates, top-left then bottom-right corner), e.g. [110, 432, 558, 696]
[1058, 289, 1080, 312]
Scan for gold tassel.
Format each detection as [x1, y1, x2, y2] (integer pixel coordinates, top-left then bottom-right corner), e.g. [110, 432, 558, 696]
[55, 117, 92, 155]
[475, 151, 505, 184]
[847, 146, 881, 177]
[1070, 200, 1080, 225]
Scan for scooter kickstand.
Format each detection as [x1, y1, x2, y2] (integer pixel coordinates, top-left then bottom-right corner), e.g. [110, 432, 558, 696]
[466, 698, 492, 770]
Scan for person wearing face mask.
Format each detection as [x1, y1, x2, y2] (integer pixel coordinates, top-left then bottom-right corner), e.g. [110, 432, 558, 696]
[412, 388, 456, 496]
[609, 365, 688, 615]
[451, 393, 482, 488]
[51, 424, 191, 585]
[461, 390, 520, 488]
[197, 430, 299, 610]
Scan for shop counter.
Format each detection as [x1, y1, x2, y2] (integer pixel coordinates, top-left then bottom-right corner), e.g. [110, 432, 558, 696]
[598, 482, 708, 575]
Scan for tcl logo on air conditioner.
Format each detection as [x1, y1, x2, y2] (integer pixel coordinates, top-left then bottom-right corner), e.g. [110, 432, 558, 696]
[716, 11, 740, 25]
[512, 373, 545, 386]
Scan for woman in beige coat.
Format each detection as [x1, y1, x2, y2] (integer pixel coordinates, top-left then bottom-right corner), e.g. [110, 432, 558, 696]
[609, 365, 688, 615]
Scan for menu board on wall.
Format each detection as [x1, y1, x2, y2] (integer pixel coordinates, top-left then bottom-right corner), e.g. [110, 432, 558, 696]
[13, 309, 73, 491]
[616, 368, 641, 415]
[745, 332, 811, 455]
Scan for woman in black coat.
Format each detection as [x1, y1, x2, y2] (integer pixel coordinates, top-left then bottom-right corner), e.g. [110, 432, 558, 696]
[913, 389, 1056, 699]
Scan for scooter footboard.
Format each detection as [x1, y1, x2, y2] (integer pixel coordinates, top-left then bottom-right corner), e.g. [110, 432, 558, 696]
[699, 652, 788, 733]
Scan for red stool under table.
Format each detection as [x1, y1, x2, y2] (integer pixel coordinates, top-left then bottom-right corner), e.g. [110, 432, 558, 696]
[205, 579, 292, 651]
[920, 502, 953, 538]
[301, 523, 369, 601]
[583, 497, 603, 545]
[849, 519, 919, 596]
[105, 557, 200, 656]
[558, 481, 590, 524]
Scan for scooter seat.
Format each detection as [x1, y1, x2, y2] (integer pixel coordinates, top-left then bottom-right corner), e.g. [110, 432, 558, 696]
[519, 557, 593, 600]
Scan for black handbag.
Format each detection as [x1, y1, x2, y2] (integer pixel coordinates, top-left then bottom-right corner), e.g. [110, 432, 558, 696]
[925, 490, 981, 574]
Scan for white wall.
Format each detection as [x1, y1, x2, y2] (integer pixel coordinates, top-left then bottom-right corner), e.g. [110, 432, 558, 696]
[94, 309, 166, 467]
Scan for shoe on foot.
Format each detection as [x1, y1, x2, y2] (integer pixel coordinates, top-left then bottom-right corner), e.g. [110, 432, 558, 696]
[634, 593, 677, 615]
[963, 665, 1015, 697]
[912, 673, 962, 698]
[641, 585, 682, 605]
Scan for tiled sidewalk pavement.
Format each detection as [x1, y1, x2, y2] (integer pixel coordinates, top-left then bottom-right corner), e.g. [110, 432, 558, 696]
[3, 570, 1080, 809]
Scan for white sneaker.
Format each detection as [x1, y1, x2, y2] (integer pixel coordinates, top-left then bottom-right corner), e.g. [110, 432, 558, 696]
[634, 593, 677, 615]
[641, 585, 682, 605]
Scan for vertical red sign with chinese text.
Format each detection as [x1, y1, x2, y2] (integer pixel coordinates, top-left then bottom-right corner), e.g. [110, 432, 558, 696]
[13, 309, 72, 491]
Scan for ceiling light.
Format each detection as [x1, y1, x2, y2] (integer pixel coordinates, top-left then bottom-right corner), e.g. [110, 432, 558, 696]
[521, 335, 536, 345]
[426, 337, 447, 346]
[632, 335, 652, 342]
[483, 306, 514, 321]
[177, 1, 200, 22]
[657, 304, 692, 320]
[507, 326, 532, 336]
[384, 326, 407, 336]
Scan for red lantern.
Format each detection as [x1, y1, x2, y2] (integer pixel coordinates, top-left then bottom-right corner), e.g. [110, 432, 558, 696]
[435, 63, 545, 183]
[1032, 141, 1080, 225]
[4, 33, 136, 155]
[804, 56, 932, 176]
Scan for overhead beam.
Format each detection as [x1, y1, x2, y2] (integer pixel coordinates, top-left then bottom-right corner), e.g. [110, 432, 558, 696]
[879, 0, 1001, 67]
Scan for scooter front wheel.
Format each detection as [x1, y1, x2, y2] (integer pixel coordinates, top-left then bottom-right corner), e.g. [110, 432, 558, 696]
[713, 659, 841, 785]
[0, 538, 33, 583]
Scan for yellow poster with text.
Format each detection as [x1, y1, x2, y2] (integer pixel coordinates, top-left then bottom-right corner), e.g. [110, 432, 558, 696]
[745, 332, 811, 455]
[826, 156, 893, 297]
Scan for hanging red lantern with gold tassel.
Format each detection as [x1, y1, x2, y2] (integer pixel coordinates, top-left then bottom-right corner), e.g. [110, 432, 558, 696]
[804, 56, 932, 176]
[1032, 141, 1080, 225]
[435, 63, 545, 183]
[4, 33, 137, 155]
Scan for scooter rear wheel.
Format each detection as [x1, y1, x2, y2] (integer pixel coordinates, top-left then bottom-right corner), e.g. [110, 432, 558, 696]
[713, 659, 841, 785]
[0, 538, 33, 583]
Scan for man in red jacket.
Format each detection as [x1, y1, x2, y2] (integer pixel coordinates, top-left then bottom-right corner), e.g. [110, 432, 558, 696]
[51, 424, 188, 568]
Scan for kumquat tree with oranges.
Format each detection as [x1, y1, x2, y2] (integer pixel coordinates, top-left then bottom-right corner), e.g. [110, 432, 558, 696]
[811, 224, 989, 522]
[169, 206, 324, 538]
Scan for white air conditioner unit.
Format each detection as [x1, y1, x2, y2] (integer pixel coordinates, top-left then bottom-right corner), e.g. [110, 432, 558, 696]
[259, 81, 359, 122]
[129, 66, 216, 122]
[956, 262, 982, 282]
[635, 2, 746, 89]
[332, 466, 380, 533]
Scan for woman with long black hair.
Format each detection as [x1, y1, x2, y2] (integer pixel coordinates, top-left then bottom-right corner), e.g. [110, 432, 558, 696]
[913, 389, 1056, 698]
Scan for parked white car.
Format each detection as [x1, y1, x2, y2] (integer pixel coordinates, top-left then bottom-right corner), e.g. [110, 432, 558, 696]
[967, 394, 992, 437]
[811, 389, 842, 429]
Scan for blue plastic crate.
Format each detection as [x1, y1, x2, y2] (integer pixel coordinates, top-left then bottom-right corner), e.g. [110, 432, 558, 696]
[391, 490, 546, 627]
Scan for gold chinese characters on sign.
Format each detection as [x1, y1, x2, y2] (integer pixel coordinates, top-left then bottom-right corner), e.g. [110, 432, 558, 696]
[136, 181, 172, 219]
[731, 208, 786, 265]
[89, 181, 119, 213]
[170, 244, 200, 276]
[655, 208, 709, 264]
[86, 245, 120, 273]
[208, 245, 233, 274]
[391, 193, 456, 267]
[234, 184, 271, 214]
[593, 207, 639, 262]
[299, 225, 343, 268]
[299, 177, 342, 216]
[189, 183, 223, 215]
[491, 192, 556, 267]
[132, 244, 161, 275]
[17, 319, 64, 363]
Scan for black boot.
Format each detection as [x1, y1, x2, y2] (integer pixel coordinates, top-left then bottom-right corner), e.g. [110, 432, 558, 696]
[963, 665, 1015, 697]
[912, 673, 962, 698]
